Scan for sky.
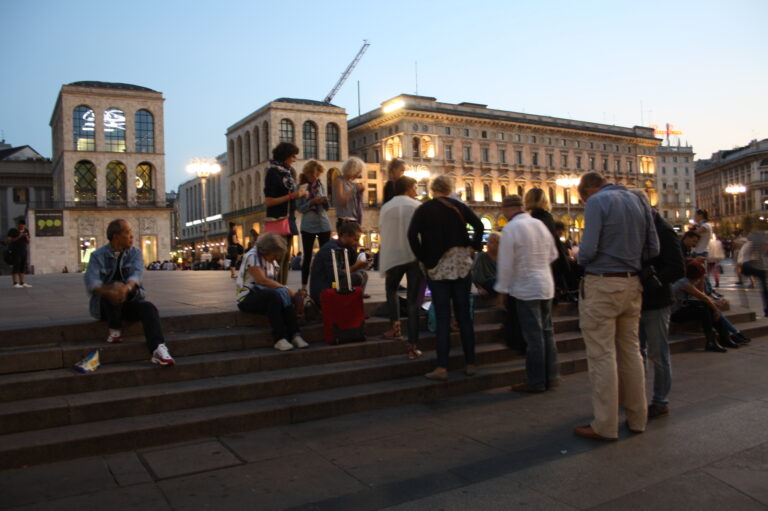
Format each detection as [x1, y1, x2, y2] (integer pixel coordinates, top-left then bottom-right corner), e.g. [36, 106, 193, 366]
[1, 0, 766, 191]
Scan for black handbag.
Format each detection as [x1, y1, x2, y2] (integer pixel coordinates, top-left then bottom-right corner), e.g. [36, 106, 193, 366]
[640, 264, 663, 291]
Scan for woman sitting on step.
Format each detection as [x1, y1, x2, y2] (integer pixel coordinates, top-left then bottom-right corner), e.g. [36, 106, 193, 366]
[236, 232, 308, 352]
[670, 260, 739, 353]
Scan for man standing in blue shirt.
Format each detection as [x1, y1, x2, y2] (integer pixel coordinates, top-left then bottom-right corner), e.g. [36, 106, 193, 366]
[574, 172, 659, 441]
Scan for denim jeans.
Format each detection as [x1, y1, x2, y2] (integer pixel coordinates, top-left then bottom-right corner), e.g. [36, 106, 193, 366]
[514, 298, 559, 389]
[427, 275, 475, 368]
[385, 261, 425, 346]
[238, 286, 300, 341]
[640, 306, 672, 406]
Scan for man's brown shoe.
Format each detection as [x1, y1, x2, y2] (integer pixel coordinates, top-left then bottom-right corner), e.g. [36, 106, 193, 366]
[648, 404, 669, 419]
[425, 368, 448, 381]
[573, 425, 617, 441]
[511, 383, 546, 393]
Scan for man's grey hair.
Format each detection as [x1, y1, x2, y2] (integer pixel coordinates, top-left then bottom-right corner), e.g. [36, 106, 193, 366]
[256, 232, 287, 258]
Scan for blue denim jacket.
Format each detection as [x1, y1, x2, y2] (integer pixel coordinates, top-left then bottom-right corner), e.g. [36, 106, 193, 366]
[84, 244, 146, 319]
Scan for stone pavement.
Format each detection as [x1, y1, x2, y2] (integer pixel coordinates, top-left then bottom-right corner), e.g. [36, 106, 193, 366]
[0, 261, 767, 509]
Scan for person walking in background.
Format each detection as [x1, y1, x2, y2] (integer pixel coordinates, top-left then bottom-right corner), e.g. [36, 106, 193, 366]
[383, 158, 406, 205]
[524, 188, 572, 300]
[5, 218, 31, 288]
[631, 190, 685, 420]
[379, 176, 424, 359]
[333, 156, 365, 232]
[264, 142, 308, 285]
[84, 219, 174, 366]
[574, 172, 659, 441]
[296, 160, 332, 294]
[494, 195, 560, 393]
[408, 175, 484, 381]
[237, 232, 307, 352]
[226, 222, 241, 279]
[740, 229, 768, 316]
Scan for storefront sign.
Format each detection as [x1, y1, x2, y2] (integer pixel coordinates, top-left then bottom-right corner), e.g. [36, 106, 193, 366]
[35, 210, 64, 237]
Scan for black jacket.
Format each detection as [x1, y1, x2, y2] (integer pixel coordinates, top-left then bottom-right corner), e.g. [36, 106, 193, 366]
[530, 208, 571, 276]
[408, 197, 484, 270]
[642, 213, 685, 311]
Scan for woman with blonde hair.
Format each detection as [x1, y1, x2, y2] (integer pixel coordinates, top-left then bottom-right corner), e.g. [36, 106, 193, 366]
[408, 175, 485, 380]
[296, 160, 331, 292]
[334, 156, 365, 232]
[524, 187, 571, 298]
[383, 158, 406, 205]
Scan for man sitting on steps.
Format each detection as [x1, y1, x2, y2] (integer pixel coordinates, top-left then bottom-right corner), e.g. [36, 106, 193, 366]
[84, 219, 175, 366]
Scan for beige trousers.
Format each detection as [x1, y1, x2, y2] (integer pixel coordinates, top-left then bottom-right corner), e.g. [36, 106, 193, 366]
[579, 274, 647, 438]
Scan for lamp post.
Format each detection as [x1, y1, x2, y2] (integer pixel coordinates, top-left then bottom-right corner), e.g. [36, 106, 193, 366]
[556, 177, 580, 240]
[725, 184, 746, 228]
[186, 158, 221, 256]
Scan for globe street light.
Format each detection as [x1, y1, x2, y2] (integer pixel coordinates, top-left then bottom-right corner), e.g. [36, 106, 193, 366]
[186, 158, 221, 256]
[725, 184, 746, 225]
[556, 177, 580, 239]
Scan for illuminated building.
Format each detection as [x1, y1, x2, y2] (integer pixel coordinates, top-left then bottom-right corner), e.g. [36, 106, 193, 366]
[656, 142, 696, 230]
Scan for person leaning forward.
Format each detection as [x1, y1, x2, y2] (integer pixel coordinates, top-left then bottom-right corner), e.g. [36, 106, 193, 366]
[573, 172, 659, 441]
[83, 219, 175, 366]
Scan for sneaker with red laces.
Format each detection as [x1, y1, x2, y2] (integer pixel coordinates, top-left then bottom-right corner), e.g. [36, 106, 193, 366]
[106, 333, 123, 343]
[151, 343, 175, 366]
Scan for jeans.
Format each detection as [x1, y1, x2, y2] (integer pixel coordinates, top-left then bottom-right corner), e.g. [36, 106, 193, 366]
[515, 298, 559, 389]
[427, 274, 475, 368]
[100, 297, 165, 353]
[300, 231, 331, 286]
[385, 261, 425, 346]
[640, 306, 672, 406]
[238, 286, 300, 341]
[671, 301, 730, 346]
[741, 261, 768, 315]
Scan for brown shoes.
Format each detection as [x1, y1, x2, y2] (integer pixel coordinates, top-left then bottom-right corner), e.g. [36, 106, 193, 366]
[464, 364, 477, 376]
[511, 383, 546, 393]
[648, 404, 669, 419]
[425, 367, 448, 381]
[573, 425, 617, 441]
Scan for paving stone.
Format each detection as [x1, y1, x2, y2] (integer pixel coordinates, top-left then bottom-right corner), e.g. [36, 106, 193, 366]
[140, 440, 242, 480]
[703, 441, 768, 506]
[4, 484, 171, 511]
[159, 453, 364, 511]
[590, 470, 767, 511]
[105, 452, 153, 486]
[0, 457, 115, 509]
[220, 428, 310, 463]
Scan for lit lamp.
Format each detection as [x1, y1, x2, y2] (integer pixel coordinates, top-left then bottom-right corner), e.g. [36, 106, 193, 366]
[725, 184, 746, 223]
[555, 177, 580, 238]
[186, 158, 221, 254]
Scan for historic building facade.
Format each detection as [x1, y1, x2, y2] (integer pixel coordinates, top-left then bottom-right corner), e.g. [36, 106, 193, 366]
[0, 142, 53, 237]
[29, 81, 171, 273]
[695, 139, 768, 233]
[178, 153, 228, 260]
[656, 143, 696, 230]
[348, 94, 661, 242]
[223, 98, 357, 249]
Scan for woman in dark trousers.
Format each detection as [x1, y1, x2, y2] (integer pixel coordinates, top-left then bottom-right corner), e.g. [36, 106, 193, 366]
[226, 222, 241, 278]
[524, 188, 571, 299]
[408, 175, 484, 381]
[263, 142, 308, 285]
[296, 160, 331, 294]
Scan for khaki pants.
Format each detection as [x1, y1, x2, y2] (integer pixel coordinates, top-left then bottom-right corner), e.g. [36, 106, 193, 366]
[579, 274, 647, 438]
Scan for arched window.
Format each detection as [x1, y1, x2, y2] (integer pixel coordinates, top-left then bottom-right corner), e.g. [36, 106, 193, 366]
[244, 132, 251, 168]
[517, 185, 524, 196]
[484, 183, 491, 202]
[136, 162, 154, 203]
[385, 139, 394, 161]
[326, 123, 340, 161]
[135, 110, 154, 153]
[412, 137, 421, 157]
[465, 182, 474, 202]
[104, 108, 126, 152]
[73, 106, 95, 151]
[253, 127, 260, 163]
[500, 185, 507, 200]
[230, 181, 236, 210]
[245, 175, 252, 207]
[228, 140, 235, 174]
[279, 119, 295, 143]
[262, 121, 270, 159]
[421, 136, 435, 158]
[74, 160, 97, 202]
[236, 136, 243, 172]
[549, 186, 556, 204]
[106, 161, 127, 203]
[238, 178, 245, 210]
[327, 168, 339, 203]
[253, 171, 261, 204]
[303, 121, 318, 159]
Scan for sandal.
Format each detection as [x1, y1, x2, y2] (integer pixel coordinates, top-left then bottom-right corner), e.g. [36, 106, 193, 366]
[407, 344, 423, 360]
[382, 322, 404, 341]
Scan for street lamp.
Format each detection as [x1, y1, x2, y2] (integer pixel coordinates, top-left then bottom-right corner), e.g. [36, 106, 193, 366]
[725, 184, 746, 225]
[186, 158, 221, 256]
[556, 177, 580, 240]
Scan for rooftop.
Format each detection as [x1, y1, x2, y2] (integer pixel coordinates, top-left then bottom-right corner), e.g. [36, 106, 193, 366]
[67, 81, 157, 93]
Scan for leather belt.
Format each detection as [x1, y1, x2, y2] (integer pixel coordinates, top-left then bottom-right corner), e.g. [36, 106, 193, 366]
[586, 271, 639, 278]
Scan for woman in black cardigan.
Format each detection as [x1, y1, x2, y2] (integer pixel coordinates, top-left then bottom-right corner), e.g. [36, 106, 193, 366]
[408, 175, 484, 381]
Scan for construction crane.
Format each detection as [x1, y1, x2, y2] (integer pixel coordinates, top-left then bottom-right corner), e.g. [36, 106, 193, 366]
[324, 40, 370, 104]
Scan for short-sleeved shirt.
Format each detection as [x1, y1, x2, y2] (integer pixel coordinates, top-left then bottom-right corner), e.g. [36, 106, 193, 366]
[236, 248, 279, 302]
[694, 221, 712, 254]
[6, 228, 28, 255]
[670, 277, 693, 313]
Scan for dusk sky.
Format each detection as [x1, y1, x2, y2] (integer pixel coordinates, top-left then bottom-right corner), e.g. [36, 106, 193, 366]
[2, 0, 766, 191]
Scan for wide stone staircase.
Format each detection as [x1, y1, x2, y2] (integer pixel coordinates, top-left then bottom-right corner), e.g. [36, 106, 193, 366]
[0, 300, 765, 470]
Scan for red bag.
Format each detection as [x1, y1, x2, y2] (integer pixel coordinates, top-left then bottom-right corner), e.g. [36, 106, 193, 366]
[263, 217, 290, 235]
[321, 248, 366, 344]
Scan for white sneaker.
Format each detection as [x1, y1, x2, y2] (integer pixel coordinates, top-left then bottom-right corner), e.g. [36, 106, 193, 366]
[106, 332, 123, 343]
[13, 283, 22, 289]
[21, 283, 32, 288]
[291, 335, 309, 349]
[274, 338, 294, 351]
[151, 343, 175, 366]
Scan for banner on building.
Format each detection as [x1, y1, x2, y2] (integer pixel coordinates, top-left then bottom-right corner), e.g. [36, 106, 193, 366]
[35, 209, 64, 237]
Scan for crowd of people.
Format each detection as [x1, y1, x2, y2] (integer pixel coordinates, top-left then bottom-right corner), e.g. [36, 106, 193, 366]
[66, 140, 764, 443]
